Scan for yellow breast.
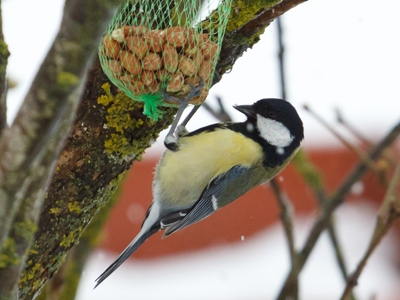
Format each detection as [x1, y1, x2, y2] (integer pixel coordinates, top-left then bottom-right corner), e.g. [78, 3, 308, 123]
[155, 128, 264, 206]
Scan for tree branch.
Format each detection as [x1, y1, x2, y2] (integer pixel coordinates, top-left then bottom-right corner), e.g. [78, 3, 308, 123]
[340, 164, 400, 300]
[278, 120, 400, 299]
[0, 0, 8, 137]
[216, 0, 307, 76]
[0, 0, 129, 299]
[270, 179, 296, 264]
[274, 15, 353, 299]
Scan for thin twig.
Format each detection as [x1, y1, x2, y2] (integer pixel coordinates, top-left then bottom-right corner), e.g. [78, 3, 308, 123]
[270, 179, 296, 264]
[293, 152, 355, 299]
[273, 17, 299, 299]
[334, 107, 392, 188]
[201, 96, 232, 122]
[302, 121, 400, 261]
[277, 17, 353, 298]
[278, 120, 400, 299]
[313, 188, 351, 284]
[304, 104, 379, 174]
[275, 16, 296, 261]
[217, 0, 307, 75]
[340, 164, 400, 300]
[270, 179, 299, 299]
[335, 108, 371, 148]
[327, 219, 350, 281]
[276, 17, 286, 100]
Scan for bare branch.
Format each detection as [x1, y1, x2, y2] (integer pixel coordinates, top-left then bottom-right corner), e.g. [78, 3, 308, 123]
[335, 108, 371, 148]
[270, 179, 299, 300]
[216, 0, 307, 76]
[293, 151, 356, 298]
[202, 96, 232, 122]
[304, 105, 379, 174]
[276, 17, 352, 296]
[270, 179, 296, 264]
[326, 220, 354, 295]
[276, 17, 287, 100]
[278, 120, 400, 299]
[340, 164, 400, 300]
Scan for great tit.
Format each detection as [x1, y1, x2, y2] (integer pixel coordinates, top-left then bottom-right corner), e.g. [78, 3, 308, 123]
[95, 98, 304, 288]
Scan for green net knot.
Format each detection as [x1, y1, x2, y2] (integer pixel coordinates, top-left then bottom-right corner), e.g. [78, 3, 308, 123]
[137, 93, 165, 121]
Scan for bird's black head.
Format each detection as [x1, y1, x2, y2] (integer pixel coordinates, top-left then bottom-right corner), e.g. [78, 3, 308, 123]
[234, 98, 304, 168]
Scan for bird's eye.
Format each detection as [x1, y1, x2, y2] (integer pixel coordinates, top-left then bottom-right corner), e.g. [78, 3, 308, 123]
[267, 111, 276, 119]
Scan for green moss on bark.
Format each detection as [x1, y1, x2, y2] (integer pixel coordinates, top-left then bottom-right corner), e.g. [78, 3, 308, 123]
[226, 0, 281, 32]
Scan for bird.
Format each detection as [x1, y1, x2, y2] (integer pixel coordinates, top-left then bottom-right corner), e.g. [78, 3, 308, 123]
[94, 98, 304, 288]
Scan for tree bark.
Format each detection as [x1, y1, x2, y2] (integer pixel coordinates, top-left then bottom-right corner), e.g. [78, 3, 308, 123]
[0, 0, 9, 136]
[0, 0, 127, 299]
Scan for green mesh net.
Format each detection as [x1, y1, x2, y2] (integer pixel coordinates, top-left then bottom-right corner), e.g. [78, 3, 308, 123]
[99, 0, 232, 121]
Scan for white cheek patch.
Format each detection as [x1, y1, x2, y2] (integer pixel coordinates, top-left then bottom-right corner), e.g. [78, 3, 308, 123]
[257, 115, 294, 147]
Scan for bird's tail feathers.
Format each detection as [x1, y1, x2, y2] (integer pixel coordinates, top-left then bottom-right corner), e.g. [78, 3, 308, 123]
[94, 226, 158, 288]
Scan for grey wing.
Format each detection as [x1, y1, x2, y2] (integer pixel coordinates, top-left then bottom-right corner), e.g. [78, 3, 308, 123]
[162, 165, 249, 237]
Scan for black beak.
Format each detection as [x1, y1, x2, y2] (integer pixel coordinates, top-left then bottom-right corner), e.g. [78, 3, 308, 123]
[233, 104, 256, 119]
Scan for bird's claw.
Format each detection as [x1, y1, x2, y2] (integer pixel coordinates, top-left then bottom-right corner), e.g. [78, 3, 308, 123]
[176, 124, 188, 138]
[164, 135, 179, 151]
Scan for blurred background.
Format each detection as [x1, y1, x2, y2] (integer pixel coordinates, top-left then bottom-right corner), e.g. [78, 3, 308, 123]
[3, 0, 400, 299]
